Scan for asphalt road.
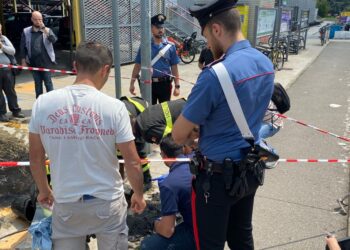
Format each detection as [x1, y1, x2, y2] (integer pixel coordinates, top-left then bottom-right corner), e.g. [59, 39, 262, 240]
[253, 42, 350, 249]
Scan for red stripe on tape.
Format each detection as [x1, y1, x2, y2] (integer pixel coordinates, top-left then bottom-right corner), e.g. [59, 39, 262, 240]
[328, 159, 339, 162]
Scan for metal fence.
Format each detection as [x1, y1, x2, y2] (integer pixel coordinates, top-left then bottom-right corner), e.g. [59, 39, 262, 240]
[80, 0, 164, 64]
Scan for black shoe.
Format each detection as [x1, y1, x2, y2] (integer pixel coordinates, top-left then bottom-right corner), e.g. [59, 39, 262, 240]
[143, 170, 152, 192]
[143, 170, 152, 183]
[12, 112, 25, 118]
[0, 114, 9, 122]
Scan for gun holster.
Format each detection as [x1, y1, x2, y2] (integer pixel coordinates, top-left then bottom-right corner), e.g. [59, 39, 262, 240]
[223, 158, 234, 191]
[189, 151, 203, 176]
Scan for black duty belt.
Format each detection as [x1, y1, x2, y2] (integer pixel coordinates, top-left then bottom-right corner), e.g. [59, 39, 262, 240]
[203, 161, 225, 173]
[152, 76, 172, 82]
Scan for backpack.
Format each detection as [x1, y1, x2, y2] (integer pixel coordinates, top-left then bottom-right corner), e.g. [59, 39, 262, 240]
[271, 82, 290, 114]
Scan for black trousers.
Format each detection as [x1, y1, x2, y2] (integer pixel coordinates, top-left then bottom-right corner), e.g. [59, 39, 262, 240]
[152, 80, 172, 105]
[192, 171, 260, 250]
[0, 69, 21, 115]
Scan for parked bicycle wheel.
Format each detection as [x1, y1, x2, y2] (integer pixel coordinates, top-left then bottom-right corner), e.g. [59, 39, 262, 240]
[271, 50, 284, 71]
[180, 49, 196, 64]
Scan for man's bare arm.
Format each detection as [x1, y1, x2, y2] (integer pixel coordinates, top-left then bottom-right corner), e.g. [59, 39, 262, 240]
[130, 63, 141, 95]
[29, 133, 53, 206]
[154, 215, 176, 238]
[117, 140, 143, 196]
[172, 114, 198, 145]
[171, 65, 180, 86]
[117, 140, 145, 213]
[29, 133, 50, 192]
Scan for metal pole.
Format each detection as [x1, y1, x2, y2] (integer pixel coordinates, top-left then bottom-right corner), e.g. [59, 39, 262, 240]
[13, 0, 18, 13]
[274, 7, 282, 47]
[140, 0, 152, 104]
[141, 0, 152, 154]
[252, 6, 259, 47]
[28, 0, 32, 11]
[67, 0, 74, 69]
[111, 0, 122, 98]
[0, 1, 4, 31]
[162, 0, 166, 15]
[78, 0, 85, 41]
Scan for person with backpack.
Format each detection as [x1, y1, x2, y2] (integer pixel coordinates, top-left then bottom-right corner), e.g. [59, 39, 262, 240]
[0, 23, 25, 122]
[259, 82, 290, 140]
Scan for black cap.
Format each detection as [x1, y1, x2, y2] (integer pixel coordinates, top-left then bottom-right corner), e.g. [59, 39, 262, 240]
[151, 14, 167, 28]
[189, 0, 238, 29]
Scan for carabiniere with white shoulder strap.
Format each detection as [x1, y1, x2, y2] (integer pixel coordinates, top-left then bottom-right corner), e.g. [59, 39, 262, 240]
[188, 62, 279, 199]
[138, 44, 173, 82]
[151, 44, 172, 66]
[212, 62, 279, 164]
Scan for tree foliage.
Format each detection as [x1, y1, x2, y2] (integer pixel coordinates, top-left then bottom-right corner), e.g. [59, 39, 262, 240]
[328, 0, 350, 15]
[317, 0, 331, 17]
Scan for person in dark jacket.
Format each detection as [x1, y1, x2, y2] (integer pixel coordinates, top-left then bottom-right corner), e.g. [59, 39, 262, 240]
[141, 134, 195, 250]
[119, 96, 152, 190]
[0, 23, 25, 122]
[134, 98, 186, 144]
[198, 45, 214, 69]
[20, 11, 57, 98]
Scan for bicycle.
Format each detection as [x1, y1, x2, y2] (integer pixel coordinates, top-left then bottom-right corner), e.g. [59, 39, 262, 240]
[268, 36, 288, 62]
[319, 27, 326, 46]
[288, 33, 305, 54]
[167, 32, 207, 64]
[256, 44, 284, 71]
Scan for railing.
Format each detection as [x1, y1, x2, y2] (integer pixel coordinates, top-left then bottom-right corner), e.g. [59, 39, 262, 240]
[165, 0, 203, 40]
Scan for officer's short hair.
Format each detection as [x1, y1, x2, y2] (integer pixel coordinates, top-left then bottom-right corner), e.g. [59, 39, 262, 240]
[160, 134, 183, 158]
[206, 8, 241, 35]
[75, 41, 113, 74]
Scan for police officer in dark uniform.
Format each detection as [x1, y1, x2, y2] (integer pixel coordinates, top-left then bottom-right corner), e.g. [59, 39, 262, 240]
[134, 98, 186, 144]
[119, 96, 152, 190]
[172, 1, 275, 249]
[129, 14, 181, 105]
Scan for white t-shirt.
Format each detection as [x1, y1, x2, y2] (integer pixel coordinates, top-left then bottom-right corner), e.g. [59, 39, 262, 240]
[29, 84, 134, 203]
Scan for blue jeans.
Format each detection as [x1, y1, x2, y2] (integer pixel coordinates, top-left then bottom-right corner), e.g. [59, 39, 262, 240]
[141, 223, 195, 250]
[32, 71, 54, 98]
[259, 122, 280, 139]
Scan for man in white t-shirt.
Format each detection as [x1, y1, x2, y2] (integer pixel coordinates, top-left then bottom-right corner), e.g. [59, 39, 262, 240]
[29, 41, 146, 250]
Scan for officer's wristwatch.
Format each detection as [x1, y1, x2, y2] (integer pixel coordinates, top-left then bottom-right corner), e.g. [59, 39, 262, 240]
[175, 85, 180, 89]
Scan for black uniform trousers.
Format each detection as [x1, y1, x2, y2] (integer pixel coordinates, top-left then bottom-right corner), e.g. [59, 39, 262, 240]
[152, 80, 172, 105]
[192, 170, 260, 250]
[0, 69, 21, 115]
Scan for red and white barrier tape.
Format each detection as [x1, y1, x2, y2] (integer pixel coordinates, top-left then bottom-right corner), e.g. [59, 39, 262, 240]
[0, 63, 76, 75]
[1, 158, 350, 168]
[152, 68, 196, 85]
[278, 159, 350, 163]
[277, 113, 350, 143]
[0, 64, 196, 85]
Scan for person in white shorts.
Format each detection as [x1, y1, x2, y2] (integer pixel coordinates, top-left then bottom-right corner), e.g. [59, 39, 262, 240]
[29, 41, 146, 250]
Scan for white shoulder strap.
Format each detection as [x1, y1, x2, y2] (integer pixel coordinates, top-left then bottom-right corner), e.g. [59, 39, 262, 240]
[151, 44, 172, 66]
[212, 62, 255, 140]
